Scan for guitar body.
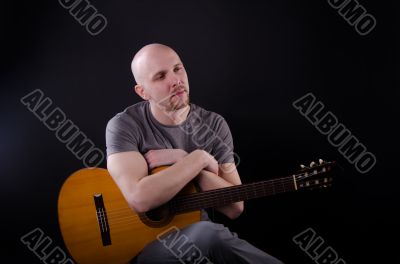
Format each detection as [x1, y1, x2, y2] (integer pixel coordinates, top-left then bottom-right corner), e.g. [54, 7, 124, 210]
[58, 167, 201, 264]
[58, 161, 335, 263]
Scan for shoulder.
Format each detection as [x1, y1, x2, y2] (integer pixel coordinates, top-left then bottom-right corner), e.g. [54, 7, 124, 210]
[189, 104, 232, 138]
[108, 101, 147, 125]
[190, 103, 227, 125]
[106, 101, 147, 131]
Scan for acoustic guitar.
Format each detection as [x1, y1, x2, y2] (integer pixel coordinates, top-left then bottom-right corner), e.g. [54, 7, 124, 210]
[58, 160, 336, 263]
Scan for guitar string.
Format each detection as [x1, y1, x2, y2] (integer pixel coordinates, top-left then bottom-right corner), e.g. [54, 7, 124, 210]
[106, 178, 291, 216]
[92, 170, 330, 227]
[102, 169, 322, 223]
[105, 169, 323, 215]
[104, 173, 327, 226]
[159, 168, 330, 209]
[105, 184, 324, 228]
[105, 182, 292, 226]
[106, 182, 331, 228]
[105, 175, 296, 217]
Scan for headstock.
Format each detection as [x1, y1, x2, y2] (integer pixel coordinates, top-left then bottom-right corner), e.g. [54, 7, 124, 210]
[294, 159, 336, 191]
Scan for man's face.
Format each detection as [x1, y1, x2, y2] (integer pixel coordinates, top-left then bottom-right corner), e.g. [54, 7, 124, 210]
[140, 49, 190, 112]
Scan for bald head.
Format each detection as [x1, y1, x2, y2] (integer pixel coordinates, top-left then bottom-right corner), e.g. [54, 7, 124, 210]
[131, 43, 181, 85]
[130, 43, 190, 112]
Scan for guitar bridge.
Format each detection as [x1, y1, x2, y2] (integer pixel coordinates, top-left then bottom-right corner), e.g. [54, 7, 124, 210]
[94, 194, 112, 246]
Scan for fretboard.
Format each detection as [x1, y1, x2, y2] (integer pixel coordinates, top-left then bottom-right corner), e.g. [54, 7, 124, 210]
[169, 175, 296, 214]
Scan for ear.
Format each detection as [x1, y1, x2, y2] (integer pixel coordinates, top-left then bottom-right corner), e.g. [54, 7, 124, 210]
[134, 84, 148, 100]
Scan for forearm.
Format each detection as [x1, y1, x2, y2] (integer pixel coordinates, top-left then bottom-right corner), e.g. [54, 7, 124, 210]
[134, 150, 206, 211]
[197, 170, 244, 219]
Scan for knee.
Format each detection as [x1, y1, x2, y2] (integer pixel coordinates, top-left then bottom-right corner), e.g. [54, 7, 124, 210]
[186, 221, 230, 249]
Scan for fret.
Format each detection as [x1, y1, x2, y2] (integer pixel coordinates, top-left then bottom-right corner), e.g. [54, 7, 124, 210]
[271, 180, 276, 195]
[172, 176, 295, 214]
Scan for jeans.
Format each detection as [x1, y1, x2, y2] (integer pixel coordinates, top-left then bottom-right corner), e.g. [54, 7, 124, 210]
[131, 221, 284, 264]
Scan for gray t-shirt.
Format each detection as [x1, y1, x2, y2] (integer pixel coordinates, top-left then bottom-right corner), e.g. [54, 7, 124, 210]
[106, 101, 235, 164]
[105, 101, 235, 220]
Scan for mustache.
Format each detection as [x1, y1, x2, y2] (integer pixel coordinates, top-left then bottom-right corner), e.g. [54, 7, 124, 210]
[156, 86, 188, 105]
[172, 86, 188, 94]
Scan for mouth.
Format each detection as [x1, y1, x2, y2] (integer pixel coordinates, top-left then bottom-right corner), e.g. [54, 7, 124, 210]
[172, 89, 186, 97]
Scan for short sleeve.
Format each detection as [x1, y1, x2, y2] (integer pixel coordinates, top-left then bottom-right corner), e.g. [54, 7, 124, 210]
[211, 117, 235, 164]
[105, 115, 140, 157]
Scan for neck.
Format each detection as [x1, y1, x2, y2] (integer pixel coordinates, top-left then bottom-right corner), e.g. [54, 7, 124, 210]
[170, 175, 296, 214]
[149, 103, 190, 126]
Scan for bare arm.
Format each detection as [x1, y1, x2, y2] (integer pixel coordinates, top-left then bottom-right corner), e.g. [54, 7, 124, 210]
[107, 149, 217, 213]
[196, 163, 244, 219]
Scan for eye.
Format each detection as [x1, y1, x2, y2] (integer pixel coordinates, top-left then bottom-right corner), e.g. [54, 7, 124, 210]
[174, 67, 182, 72]
[156, 74, 165, 80]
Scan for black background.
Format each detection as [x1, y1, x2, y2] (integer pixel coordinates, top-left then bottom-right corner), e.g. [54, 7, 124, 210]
[1, 0, 399, 263]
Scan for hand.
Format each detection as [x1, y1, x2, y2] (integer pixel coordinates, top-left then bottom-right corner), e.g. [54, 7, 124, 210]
[144, 149, 188, 169]
[200, 150, 219, 175]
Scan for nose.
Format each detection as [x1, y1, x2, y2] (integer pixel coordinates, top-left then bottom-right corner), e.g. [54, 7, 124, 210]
[172, 77, 182, 88]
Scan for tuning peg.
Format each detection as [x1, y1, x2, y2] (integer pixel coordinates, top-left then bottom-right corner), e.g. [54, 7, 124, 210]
[319, 159, 324, 164]
[310, 161, 317, 167]
[300, 164, 308, 169]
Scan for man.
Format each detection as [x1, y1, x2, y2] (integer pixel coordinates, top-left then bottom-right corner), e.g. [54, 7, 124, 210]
[106, 43, 283, 263]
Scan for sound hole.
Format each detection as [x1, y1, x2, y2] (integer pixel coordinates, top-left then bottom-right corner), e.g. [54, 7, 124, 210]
[145, 206, 169, 221]
[139, 205, 174, 227]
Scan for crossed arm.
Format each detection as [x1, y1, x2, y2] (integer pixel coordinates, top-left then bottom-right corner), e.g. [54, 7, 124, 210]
[196, 165, 244, 219]
[144, 149, 244, 219]
[107, 149, 244, 219]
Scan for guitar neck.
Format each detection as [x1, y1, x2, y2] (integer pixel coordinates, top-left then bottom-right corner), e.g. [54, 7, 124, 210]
[169, 175, 296, 214]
